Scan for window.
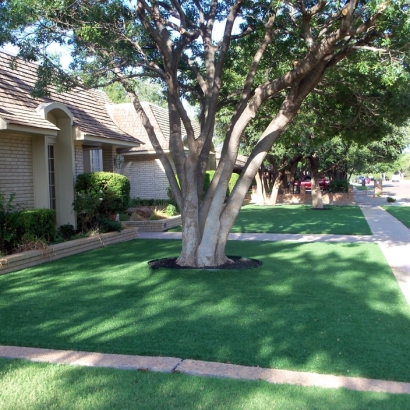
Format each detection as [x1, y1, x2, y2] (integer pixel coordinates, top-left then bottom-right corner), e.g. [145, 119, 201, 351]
[48, 145, 56, 210]
[90, 149, 103, 172]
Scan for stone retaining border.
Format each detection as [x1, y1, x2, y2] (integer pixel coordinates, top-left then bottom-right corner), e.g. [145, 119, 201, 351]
[1, 346, 409, 395]
[122, 215, 181, 232]
[0, 227, 139, 275]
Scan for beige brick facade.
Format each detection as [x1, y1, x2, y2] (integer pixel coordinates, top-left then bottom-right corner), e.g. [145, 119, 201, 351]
[74, 142, 84, 177]
[0, 133, 34, 207]
[123, 155, 170, 200]
[103, 146, 116, 173]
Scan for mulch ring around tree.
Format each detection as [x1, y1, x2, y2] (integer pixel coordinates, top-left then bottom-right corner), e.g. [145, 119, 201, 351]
[149, 256, 262, 270]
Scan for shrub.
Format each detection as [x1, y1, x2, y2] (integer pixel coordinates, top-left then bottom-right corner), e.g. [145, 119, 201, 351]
[165, 204, 178, 216]
[227, 173, 240, 195]
[98, 217, 122, 233]
[19, 209, 56, 242]
[129, 198, 168, 207]
[75, 172, 130, 215]
[329, 180, 349, 193]
[203, 171, 240, 198]
[73, 189, 104, 232]
[0, 194, 56, 254]
[74, 172, 130, 233]
[386, 197, 396, 203]
[58, 224, 76, 240]
[0, 192, 24, 254]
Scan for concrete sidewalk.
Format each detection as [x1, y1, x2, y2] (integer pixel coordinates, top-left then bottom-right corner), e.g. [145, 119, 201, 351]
[354, 188, 410, 305]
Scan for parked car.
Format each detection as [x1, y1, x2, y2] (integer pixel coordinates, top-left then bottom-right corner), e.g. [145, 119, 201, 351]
[294, 175, 330, 191]
[355, 176, 371, 185]
[391, 173, 401, 182]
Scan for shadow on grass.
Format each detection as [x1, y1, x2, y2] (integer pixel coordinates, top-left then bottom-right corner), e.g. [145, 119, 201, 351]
[0, 239, 409, 384]
[1, 358, 410, 409]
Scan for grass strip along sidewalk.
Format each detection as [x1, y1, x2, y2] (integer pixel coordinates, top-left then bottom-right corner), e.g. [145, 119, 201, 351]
[1, 358, 410, 410]
[169, 205, 372, 235]
[1, 239, 409, 384]
[383, 206, 410, 229]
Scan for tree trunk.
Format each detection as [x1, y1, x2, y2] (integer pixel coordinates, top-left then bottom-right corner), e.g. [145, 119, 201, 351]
[268, 171, 283, 205]
[255, 169, 267, 205]
[309, 153, 324, 209]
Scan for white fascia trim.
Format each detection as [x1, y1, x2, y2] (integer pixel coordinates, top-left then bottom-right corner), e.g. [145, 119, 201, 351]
[76, 132, 140, 148]
[122, 149, 170, 156]
[0, 119, 58, 136]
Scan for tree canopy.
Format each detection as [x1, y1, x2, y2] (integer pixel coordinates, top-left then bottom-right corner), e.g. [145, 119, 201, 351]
[1, 0, 410, 266]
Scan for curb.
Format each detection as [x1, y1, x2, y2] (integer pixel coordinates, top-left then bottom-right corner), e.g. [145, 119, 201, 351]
[1, 346, 410, 395]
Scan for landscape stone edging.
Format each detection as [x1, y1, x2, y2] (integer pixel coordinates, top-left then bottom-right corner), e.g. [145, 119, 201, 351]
[123, 215, 181, 232]
[0, 227, 139, 275]
[1, 345, 409, 395]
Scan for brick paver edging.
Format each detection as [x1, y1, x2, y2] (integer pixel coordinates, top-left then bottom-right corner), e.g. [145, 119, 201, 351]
[1, 346, 409, 395]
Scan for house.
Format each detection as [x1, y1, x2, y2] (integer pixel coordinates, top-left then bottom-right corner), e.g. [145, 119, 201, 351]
[0, 50, 217, 230]
[104, 100, 216, 200]
[0, 51, 142, 227]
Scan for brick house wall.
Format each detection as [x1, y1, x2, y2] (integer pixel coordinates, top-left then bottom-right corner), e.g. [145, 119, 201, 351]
[103, 146, 116, 173]
[0, 133, 34, 207]
[123, 155, 170, 200]
[74, 142, 84, 177]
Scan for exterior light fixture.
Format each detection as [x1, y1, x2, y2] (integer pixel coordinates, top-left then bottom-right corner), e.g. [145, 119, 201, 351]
[114, 153, 125, 170]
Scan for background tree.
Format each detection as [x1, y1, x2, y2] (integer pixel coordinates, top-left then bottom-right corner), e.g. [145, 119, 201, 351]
[104, 80, 168, 106]
[1, 0, 409, 267]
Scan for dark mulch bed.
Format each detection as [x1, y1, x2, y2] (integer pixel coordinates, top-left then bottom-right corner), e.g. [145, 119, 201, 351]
[149, 256, 262, 270]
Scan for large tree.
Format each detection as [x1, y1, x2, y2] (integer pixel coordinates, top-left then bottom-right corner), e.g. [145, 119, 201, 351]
[1, 0, 409, 267]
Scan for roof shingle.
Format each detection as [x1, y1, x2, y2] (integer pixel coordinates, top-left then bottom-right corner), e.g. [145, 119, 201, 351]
[0, 51, 141, 145]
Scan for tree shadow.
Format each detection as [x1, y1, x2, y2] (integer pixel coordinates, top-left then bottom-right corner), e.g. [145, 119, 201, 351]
[0, 239, 409, 384]
[2, 357, 410, 409]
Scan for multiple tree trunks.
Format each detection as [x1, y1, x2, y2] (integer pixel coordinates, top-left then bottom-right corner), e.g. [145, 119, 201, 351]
[2, 1, 405, 266]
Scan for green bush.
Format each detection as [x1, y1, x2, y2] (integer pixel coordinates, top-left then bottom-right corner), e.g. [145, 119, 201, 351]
[165, 204, 177, 216]
[75, 172, 130, 215]
[203, 171, 216, 195]
[74, 172, 130, 233]
[57, 224, 76, 240]
[1, 193, 56, 254]
[203, 171, 240, 197]
[129, 198, 168, 207]
[19, 209, 56, 242]
[0, 192, 23, 254]
[227, 173, 240, 195]
[98, 217, 122, 233]
[329, 180, 349, 193]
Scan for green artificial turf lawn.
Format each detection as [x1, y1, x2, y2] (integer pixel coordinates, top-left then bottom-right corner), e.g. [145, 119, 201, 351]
[168, 205, 372, 235]
[383, 206, 410, 229]
[1, 358, 409, 410]
[0, 239, 409, 383]
[232, 205, 372, 234]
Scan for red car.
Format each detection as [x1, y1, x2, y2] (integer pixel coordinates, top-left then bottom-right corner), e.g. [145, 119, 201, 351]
[294, 175, 330, 191]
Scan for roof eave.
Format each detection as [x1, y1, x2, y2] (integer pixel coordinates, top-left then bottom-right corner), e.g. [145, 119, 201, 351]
[75, 131, 141, 148]
[0, 118, 59, 136]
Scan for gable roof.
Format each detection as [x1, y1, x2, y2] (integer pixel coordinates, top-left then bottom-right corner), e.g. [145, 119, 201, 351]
[0, 51, 142, 146]
[106, 101, 202, 153]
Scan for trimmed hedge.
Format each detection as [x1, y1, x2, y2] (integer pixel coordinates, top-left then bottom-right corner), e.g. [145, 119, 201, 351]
[329, 179, 349, 193]
[75, 172, 130, 215]
[0, 207, 56, 255]
[203, 171, 239, 197]
[19, 209, 56, 241]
